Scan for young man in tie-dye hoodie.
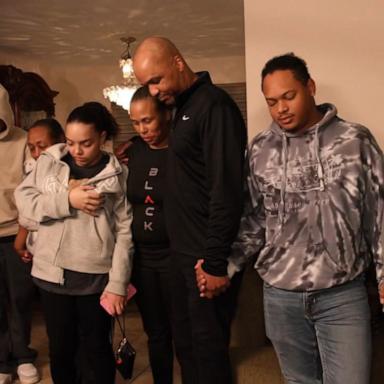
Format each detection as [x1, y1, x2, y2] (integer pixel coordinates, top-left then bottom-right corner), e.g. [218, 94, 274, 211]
[230, 54, 384, 384]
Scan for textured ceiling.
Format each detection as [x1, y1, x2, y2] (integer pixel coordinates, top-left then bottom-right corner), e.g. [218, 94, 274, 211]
[0, 0, 245, 64]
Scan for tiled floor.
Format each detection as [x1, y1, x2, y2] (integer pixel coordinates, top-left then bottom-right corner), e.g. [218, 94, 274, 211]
[22, 299, 384, 384]
[12, 268, 384, 384]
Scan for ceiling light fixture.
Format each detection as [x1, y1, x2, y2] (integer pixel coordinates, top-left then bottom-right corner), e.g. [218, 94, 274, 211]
[103, 37, 139, 113]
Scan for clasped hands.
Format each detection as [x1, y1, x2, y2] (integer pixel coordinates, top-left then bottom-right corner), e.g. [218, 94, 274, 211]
[69, 184, 104, 216]
[195, 259, 230, 299]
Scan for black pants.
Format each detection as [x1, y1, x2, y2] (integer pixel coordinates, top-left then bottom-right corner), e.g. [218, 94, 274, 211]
[39, 289, 115, 384]
[132, 256, 173, 384]
[170, 251, 242, 384]
[0, 238, 36, 373]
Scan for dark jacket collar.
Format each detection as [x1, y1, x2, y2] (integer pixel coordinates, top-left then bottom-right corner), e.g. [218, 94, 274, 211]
[175, 71, 212, 110]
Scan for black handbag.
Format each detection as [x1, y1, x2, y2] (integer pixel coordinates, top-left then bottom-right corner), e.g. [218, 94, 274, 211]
[115, 316, 136, 380]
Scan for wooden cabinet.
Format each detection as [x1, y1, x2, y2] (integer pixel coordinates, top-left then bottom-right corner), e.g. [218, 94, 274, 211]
[0, 65, 58, 130]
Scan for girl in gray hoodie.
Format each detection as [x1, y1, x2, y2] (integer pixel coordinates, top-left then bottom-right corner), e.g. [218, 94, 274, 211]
[15, 102, 134, 384]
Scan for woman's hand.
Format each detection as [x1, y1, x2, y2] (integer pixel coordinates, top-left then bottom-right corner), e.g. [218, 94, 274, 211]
[100, 291, 126, 316]
[114, 141, 132, 165]
[69, 185, 104, 216]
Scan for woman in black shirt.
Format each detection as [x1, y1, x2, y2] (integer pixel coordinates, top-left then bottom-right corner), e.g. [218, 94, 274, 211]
[125, 86, 173, 384]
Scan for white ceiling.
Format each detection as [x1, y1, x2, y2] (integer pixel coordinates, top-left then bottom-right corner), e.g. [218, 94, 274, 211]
[0, 0, 245, 64]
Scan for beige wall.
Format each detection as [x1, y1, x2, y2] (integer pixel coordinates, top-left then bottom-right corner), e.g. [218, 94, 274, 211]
[189, 55, 245, 84]
[2, 54, 245, 128]
[244, 0, 384, 146]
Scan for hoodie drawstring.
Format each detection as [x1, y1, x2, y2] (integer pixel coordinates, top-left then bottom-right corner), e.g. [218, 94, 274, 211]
[314, 125, 325, 191]
[278, 132, 288, 227]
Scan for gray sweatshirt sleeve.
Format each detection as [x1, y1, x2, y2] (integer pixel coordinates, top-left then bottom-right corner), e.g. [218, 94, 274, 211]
[14, 156, 72, 222]
[361, 132, 384, 286]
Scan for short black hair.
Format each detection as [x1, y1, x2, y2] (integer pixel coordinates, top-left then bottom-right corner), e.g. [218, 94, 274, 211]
[66, 102, 118, 140]
[29, 118, 65, 143]
[261, 53, 311, 87]
[130, 86, 169, 114]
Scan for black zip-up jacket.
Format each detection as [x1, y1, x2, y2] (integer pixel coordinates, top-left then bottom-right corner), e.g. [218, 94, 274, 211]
[165, 71, 247, 276]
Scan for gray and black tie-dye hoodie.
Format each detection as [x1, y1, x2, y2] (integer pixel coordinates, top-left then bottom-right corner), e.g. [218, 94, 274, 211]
[230, 103, 384, 291]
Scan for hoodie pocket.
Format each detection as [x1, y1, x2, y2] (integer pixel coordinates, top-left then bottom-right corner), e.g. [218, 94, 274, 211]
[57, 214, 104, 264]
[318, 242, 340, 268]
[255, 241, 343, 278]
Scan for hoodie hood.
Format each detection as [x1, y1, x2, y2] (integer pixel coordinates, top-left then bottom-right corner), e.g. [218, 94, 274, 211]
[270, 103, 337, 137]
[43, 143, 125, 193]
[0, 84, 14, 140]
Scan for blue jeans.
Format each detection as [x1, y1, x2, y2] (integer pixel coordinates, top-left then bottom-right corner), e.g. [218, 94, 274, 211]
[263, 276, 371, 384]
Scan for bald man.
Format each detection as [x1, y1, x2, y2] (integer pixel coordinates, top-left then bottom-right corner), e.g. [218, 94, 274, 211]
[133, 37, 247, 384]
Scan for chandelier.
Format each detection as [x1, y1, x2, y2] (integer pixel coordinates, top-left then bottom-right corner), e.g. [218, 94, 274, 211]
[103, 37, 139, 113]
